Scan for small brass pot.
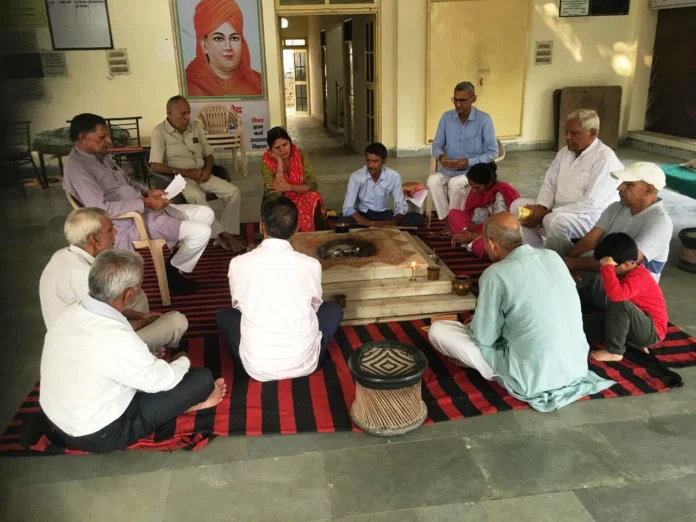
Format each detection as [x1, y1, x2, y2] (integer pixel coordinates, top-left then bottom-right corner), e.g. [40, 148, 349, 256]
[452, 275, 472, 296]
[335, 222, 350, 234]
[427, 266, 440, 281]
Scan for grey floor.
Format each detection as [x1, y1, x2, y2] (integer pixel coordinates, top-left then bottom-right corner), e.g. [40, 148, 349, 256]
[2, 118, 696, 521]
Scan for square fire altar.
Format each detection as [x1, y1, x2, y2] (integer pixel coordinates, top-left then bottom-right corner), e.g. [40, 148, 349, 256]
[289, 229, 476, 324]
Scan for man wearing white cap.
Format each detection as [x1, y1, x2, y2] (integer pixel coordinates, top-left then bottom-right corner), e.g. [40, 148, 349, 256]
[547, 162, 673, 309]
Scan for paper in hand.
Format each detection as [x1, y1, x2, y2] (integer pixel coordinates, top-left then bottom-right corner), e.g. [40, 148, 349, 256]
[164, 174, 186, 200]
[406, 189, 428, 209]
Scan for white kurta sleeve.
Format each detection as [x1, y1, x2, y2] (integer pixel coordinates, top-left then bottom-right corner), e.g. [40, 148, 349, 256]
[551, 154, 623, 215]
[536, 152, 562, 209]
[103, 332, 190, 393]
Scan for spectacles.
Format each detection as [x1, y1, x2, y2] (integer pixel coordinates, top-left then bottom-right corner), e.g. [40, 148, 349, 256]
[451, 96, 475, 105]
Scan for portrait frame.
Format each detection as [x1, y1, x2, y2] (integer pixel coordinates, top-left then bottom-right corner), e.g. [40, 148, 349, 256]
[171, 0, 267, 100]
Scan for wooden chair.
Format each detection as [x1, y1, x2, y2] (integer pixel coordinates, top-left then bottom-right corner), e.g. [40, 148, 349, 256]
[424, 138, 506, 228]
[196, 105, 247, 177]
[65, 192, 171, 307]
[2, 121, 43, 194]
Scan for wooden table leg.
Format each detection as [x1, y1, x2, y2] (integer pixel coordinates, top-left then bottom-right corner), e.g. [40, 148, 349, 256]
[37, 151, 49, 189]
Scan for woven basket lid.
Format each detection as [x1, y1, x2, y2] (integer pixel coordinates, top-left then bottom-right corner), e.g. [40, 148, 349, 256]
[678, 228, 696, 249]
[348, 341, 428, 390]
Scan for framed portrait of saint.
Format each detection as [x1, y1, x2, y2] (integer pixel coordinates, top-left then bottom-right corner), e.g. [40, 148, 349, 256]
[172, 0, 266, 99]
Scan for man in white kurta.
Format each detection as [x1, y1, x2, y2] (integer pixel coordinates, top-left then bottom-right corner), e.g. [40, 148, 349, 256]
[40, 249, 224, 454]
[510, 109, 623, 247]
[216, 197, 344, 381]
[428, 213, 614, 412]
[39, 207, 188, 353]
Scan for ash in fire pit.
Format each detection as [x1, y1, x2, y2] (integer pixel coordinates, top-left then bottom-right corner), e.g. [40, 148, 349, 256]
[317, 237, 378, 260]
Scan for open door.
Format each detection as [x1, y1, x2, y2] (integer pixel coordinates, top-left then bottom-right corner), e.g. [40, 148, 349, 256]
[293, 50, 310, 115]
[365, 17, 376, 145]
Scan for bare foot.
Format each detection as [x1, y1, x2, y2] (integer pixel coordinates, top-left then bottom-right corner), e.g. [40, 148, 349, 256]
[219, 232, 245, 253]
[153, 347, 166, 359]
[440, 223, 451, 237]
[590, 350, 624, 362]
[185, 378, 227, 413]
[213, 237, 232, 251]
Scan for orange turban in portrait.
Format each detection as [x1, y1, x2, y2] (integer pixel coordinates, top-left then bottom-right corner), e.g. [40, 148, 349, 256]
[185, 0, 263, 97]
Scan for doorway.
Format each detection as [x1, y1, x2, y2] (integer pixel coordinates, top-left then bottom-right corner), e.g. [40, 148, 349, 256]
[278, 12, 379, 153]
[282, 41, 310, 116]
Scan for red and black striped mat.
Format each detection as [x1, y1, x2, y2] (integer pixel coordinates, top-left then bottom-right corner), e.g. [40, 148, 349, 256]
[1, 221, 693, 454]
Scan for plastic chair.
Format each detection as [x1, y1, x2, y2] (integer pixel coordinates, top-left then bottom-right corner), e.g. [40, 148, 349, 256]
[65, 192, 171, 307]
[196, 105, 247, 177]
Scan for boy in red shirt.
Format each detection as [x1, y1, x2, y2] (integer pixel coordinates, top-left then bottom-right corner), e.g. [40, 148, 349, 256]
[582, 232, 668, 362]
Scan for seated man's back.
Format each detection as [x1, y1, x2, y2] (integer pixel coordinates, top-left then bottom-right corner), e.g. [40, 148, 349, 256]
[230, 239, 322, 379]
[478, 246, 590, 398]
[40, 246, 92, 327]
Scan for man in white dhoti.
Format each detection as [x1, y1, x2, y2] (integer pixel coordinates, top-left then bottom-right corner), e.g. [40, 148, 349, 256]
[40, 208, 188, 355]
[510, 109, 623, 247]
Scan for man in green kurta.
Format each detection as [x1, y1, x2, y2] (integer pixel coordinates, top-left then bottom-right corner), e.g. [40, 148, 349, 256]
[429, 212, 614, 411]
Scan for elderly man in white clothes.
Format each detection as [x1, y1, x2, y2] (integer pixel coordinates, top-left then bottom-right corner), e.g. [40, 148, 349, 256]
[216, 197, 344, 381]
[510, 109, 624, 247]
[40, 249, 226, 454]
[39, 207, 188, 357]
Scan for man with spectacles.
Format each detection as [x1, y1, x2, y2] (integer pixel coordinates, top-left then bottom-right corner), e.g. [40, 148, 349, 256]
[427, 81, 498, 234]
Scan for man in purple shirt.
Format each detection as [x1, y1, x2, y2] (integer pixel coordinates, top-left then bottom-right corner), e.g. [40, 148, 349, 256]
[63, 113, 214, 294]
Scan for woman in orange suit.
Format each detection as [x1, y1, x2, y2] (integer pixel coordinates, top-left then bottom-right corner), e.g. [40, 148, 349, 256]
[185, 0, 263, 97]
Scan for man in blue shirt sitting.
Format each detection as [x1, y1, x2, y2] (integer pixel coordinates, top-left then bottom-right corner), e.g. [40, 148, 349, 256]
[427, 81, 498, 233]
[341, 143, 424, 228]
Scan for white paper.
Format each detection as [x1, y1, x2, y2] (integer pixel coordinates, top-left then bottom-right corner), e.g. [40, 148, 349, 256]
[41, 51, 68, 77]
[406, 189, 428, 209]
[164, 174, 186, 200]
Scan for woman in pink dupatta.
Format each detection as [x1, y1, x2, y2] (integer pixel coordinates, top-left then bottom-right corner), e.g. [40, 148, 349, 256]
[449, 163, 520, 257]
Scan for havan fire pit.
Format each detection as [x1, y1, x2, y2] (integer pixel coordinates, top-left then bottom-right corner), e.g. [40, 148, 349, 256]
[317, 237, 378, 260]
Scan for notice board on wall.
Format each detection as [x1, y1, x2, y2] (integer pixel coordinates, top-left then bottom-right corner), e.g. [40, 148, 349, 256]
[559, 0, 630, 17]
[45, 0, 114, 50]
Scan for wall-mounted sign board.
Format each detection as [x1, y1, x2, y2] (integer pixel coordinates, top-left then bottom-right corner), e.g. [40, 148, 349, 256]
[559, 0, 630, 17]
[45, 0, 114, 50]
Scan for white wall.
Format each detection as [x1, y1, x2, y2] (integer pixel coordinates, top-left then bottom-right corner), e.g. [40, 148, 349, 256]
[280, 16, 309, 40]
[308, 16, 323, 120]
[325, 22, 344, 127]
[11, 0, 284, 143]
[518, 0, 658, 144]
[378, 0, 658, 152]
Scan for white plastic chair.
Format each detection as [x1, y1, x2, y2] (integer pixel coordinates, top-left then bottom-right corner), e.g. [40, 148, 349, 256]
[196, 104, 247, 177]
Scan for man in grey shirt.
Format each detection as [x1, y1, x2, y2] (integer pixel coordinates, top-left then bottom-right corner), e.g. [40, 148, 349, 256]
[547, 162, 673, 309]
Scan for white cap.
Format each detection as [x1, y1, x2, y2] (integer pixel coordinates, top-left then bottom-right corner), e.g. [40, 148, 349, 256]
[611, 162, 666, 191]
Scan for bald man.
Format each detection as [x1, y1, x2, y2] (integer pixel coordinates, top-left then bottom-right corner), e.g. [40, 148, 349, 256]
[428, 213, 613, 412]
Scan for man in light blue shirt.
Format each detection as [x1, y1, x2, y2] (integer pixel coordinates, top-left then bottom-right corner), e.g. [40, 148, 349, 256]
[427, 81, 498, 227]
[341, 143, 424, 228]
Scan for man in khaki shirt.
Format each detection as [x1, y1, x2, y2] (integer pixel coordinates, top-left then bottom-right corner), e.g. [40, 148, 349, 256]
[150, 95, 243, 252]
